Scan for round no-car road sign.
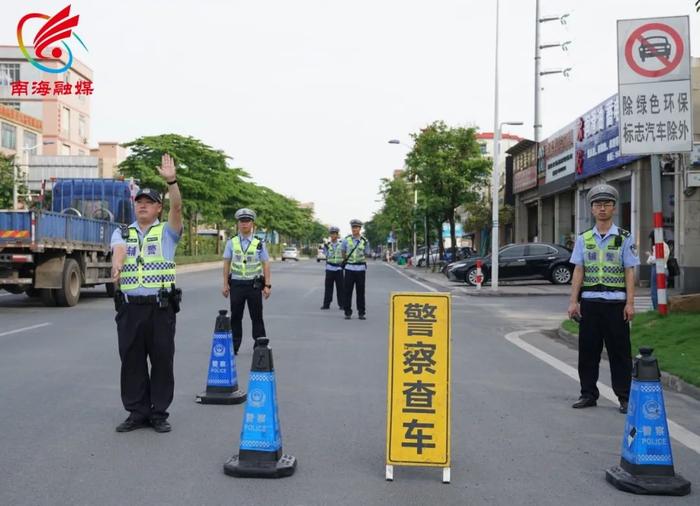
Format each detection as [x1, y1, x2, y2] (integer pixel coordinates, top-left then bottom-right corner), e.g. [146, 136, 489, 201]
[624, 22, 684, 78]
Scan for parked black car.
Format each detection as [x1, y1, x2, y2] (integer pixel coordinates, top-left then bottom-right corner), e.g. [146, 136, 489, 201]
[444, 243, 574, 286]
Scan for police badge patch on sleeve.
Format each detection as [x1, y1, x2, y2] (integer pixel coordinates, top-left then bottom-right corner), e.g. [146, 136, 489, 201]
[630, 244, 639, 257]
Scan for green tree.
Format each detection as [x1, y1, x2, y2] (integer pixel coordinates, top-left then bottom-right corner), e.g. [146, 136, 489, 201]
[0, 154, 15, 209]
[119, 134, 325, 255]
[405, 121, 491, 261]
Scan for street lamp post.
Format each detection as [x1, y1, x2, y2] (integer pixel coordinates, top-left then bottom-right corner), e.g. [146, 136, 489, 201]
[490, 121, 523, 291]
[388, 139, 419, 261]
[13, 141, 54, 209]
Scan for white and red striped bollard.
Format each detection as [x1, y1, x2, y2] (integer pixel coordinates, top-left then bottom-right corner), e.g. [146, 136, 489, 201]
[653, 211, 667, 316]
[476, 259, 483, 290]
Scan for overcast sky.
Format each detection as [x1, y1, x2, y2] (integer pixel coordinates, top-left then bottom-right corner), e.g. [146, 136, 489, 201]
[3, 1, 698, 233]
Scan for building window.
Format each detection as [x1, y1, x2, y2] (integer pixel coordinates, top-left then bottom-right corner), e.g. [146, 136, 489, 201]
[0, 101, 21, 111]
[78, 115, 87, 143]
[23, 131, 38, 154]
[61, 143, 71, 156]
[479, 143, 487, 155]
[1, 122, 17, 150]
[61, 106, 70, 136]
[0, 63, 20, 85]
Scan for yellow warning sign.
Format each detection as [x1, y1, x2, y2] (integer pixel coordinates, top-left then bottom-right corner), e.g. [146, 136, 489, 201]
[386, 292, 451, 467]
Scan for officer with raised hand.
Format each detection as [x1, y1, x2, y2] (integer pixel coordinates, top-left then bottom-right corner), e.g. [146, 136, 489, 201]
[567, 184, 639, 414]
[222, 208, 271, 354]
[342, 219, 370, 320]
[321, 226, 344, 310]
[110, 153, 182, 434]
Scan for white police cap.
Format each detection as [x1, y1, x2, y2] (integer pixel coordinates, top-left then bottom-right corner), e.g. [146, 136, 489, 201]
[587, 184, 618, 206]
[349, 219, 363, 227]
[329, 226, 340, 233]
[235, 208, 256, 221]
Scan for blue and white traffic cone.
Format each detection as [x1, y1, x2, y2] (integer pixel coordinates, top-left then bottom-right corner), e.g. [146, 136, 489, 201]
[606, 347, 691, 496]
[196, 310, 246, 405]
[223, 338, 296, 478]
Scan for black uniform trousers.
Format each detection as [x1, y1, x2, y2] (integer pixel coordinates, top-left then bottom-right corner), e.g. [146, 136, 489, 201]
[344, 269, 366, 316]
[578, 299, 632, 402]
[116, 303, 176, 422]
[229, 279, 266, 353]
[322, 268, 344, 308]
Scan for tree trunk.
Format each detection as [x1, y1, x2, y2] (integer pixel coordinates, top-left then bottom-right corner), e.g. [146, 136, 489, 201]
[436, 222, 443, 260]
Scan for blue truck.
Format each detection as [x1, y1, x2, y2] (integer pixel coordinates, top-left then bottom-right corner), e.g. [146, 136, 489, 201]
[0, 179, 136, 306]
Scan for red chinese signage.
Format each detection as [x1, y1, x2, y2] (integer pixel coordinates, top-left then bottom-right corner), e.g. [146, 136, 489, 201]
[10, 80, 93, 96]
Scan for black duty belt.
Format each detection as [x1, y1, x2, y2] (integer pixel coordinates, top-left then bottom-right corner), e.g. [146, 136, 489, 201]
[229, 278, 255, 286]
[125, 294, 163, 304]
[346, 262, 367, 266]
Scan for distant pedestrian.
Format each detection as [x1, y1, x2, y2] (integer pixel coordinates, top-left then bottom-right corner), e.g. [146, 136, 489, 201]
[342, 219, 370, 320]
[567, 184, 639, 414]
[321, 226, 344, 310]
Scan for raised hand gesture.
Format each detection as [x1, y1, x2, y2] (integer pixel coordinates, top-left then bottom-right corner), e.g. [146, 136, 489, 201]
[158, 153, 176, 183]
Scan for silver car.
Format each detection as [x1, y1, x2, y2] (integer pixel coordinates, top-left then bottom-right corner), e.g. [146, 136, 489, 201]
[282, 247, 299, 261]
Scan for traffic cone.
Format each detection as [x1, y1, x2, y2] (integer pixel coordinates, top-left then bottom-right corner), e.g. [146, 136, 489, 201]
[223, 338, 297, 478]
[196, 310, 246, 405]
[605, 347, 691, 496]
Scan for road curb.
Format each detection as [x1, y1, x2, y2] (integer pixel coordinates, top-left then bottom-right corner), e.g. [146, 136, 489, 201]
[556, 325, 700, 402]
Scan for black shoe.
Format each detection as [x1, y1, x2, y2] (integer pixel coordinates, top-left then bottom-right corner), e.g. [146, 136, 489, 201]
[116, 417, 149, 433]
[320, 306, 330, 310]
[359, 314, 366, 320]
[151, 418, 171, 433]
[344, 314, 351, 320]
[571, 397, 597, 409]
[619, 400, 629, 414]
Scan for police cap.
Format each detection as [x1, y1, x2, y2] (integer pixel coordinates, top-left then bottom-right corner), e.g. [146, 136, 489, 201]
[134, 188, 162, 204]
[329, 226, 340, 234]
[235, 208, 256, 221]
[587, 184, 618, 206]
[349, 219, 363, 227]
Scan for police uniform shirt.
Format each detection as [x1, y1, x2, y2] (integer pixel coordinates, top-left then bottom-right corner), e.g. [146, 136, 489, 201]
[110, 219, 182, 296]
[569, 224, 640, 301]
[222, 233, 270, 278]
[324, 240, 343, 272]
[341, 236, 371, 272]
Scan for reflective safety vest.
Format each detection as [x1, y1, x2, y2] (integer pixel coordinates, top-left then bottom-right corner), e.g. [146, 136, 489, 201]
[344, 235, 367, 264]
[120, 223, 176, 290]
[229, 236, 263, 280]
[326, 240, 344, 265]
[582, 228, 628, 292]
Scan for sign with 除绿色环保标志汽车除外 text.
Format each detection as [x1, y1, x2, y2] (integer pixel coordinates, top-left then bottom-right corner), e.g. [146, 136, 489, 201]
[617, 16, 693, 155]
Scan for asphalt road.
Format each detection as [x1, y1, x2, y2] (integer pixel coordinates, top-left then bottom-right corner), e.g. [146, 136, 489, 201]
[0, 260, 698, 505]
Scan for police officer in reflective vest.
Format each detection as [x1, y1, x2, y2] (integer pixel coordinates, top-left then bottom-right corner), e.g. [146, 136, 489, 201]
[222, 208, 271, 353]
[342, 219, 370, 320]
[568, 184, 639, 414]
[321, 226, 344, 310]
[110, 154, 182, 433]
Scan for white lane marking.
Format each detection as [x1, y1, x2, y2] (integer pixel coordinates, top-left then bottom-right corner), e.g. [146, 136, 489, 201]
[384, 264, 437, 292]
[0, 322, 51, 337]
[505, 329, 700, 455]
